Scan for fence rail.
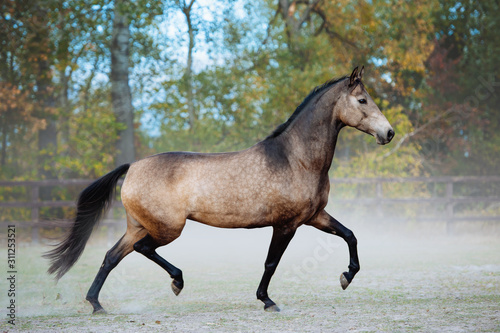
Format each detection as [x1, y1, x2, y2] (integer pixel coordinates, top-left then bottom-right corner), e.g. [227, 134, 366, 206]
[330, 176, 500, 205]
[1, 176, 499, 242]
[329, 176, 500, 229]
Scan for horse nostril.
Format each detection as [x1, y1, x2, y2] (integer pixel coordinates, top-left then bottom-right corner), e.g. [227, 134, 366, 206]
[387, 129, 395, 141]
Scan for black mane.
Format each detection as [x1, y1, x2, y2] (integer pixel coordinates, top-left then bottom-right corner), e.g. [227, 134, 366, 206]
[266, 76, 348, 139]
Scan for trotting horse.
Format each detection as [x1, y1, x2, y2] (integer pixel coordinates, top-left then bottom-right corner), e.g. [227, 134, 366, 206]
[45, 66, 394, 313]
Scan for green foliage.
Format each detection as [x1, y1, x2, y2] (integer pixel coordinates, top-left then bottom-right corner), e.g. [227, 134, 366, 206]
[54, 98, 123, 178]
[0, 0, 498, 186]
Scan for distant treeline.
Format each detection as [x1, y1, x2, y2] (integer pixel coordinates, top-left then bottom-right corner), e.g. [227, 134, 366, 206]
[1, 0, 499, 181]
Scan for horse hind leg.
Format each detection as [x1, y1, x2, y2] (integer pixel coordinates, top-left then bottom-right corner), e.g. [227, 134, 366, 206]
[256, 227, 296, 312]
[133, 233, 184, 296]
[86, 223, 147, 314]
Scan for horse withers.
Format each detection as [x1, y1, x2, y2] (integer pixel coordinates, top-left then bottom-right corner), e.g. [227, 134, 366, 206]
[45, 66, 394, 313]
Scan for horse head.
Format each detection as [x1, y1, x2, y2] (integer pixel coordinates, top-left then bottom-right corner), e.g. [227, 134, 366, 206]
[337, 66, 395, 145]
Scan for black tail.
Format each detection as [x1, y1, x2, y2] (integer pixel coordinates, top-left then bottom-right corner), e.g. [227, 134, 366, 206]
[44, 164, 130, 280]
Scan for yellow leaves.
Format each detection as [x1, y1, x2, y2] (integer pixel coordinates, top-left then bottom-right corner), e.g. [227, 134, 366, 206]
[0, 83, 28, 113]
[384, 105, 412, 132]
[0, 82, 47, 137]
[48, 104, 123, 178]
[358, 1, 376, 29]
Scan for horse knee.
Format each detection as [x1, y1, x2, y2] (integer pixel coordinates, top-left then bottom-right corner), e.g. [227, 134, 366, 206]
[133, 241, 149, 254]
[344, 229, 357, 246]
[133, 234, 158, 255]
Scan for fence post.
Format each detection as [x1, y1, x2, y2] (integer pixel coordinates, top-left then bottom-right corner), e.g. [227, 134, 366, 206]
[446, 181, 454, 234]
[31, 185, 40, 244]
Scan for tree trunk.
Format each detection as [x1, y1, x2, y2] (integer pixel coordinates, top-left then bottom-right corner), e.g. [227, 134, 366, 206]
[277, 0, 323, 53]
[111, 2, 135, 166]
[32, 11, 57, 181]
[1, 119, 7, 167]
[36, 56, 57, 202]
[177, 0, 197, 135]
[185, 5, 196, 132]
[58, 68, 70, 160]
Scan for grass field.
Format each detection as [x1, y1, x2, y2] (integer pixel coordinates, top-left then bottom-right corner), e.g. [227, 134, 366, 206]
[1, 221, 499, 332]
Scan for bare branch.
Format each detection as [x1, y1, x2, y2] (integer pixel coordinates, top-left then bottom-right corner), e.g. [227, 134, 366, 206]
[313, 6, 358, 49]
[296, 0, 323, 29]
[262, 5, 282, 45]
[380, 107, 458, 159]
[187, 0, 196, 10]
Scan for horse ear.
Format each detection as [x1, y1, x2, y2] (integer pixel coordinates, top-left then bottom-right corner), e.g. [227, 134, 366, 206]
[358, 66, 364, 80]
[349, 66, 359, 86]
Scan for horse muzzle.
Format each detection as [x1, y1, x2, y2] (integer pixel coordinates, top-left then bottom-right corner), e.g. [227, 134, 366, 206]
[375, 128, 395, 145]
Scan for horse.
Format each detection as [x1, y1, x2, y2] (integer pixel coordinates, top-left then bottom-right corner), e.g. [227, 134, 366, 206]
[44, 66, 394, 313]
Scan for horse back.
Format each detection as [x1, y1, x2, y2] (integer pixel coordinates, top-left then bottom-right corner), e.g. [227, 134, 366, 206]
[121, 148, 328, 229]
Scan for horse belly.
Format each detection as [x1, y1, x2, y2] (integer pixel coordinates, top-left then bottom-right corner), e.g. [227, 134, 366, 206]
[186, 189, 269, 228]
[187, 182, 318, 229]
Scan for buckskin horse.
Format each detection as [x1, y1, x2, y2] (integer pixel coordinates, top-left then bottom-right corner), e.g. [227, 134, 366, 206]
[45, 66, 394, 313]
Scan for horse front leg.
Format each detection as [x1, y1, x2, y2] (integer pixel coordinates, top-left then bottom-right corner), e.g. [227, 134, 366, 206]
[306, 210, 360, 290]
[256, 226, 296, 312]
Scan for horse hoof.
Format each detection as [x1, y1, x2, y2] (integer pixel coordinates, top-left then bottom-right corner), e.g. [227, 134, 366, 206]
[92, 308, 107, 315]
[264, 304, 280, 312]
[171, 280, 183, 296]
[340, 272, 350, 290]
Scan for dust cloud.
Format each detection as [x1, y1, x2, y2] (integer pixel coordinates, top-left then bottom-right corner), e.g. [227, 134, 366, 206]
[5, 203, 499, 332]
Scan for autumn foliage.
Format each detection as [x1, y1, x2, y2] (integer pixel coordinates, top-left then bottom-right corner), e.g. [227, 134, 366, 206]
[1, 0, 499, 183]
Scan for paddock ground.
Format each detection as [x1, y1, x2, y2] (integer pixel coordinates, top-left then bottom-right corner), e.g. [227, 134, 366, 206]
[1, 220, 499, 332]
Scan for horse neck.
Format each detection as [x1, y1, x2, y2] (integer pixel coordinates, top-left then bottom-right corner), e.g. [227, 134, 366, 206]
[278, 92, 344, 173]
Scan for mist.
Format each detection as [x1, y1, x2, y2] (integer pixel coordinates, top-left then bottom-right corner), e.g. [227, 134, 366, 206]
[1, 0, 500, 331]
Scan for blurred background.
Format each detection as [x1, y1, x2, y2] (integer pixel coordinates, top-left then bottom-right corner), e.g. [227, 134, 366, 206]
[1, 0, 499, 239]
[0, 3, 499, 330]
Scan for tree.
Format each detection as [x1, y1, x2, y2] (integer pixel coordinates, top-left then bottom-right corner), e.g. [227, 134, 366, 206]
[393, 1, 500, 175]
[3, 0, 496, 184]
[112, 0, 135, 166]
[0, 0, 56, 180]
[30, 3, 58, 182]
[175, 0, 197, 134]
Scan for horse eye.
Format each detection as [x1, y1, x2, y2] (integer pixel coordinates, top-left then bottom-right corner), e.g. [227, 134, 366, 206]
[358, 99, 367, 104]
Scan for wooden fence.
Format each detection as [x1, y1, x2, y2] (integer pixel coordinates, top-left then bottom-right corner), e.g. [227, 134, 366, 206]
[329, 176, 500, 228]
[1, 176, 499, 243]
[0, 179, 125, 243]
